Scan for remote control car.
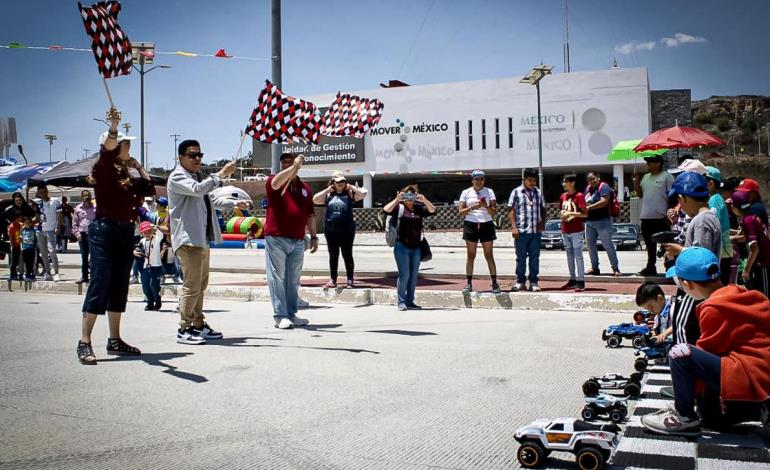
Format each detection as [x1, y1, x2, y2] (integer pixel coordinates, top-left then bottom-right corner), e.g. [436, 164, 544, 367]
[582, 394, 629, 423]
[515, 417, 620, 470]
[632, 309, 655, 325]
[602, 322, 650, 348]
[583, 373, 642, 398]
[634, 339, 673, 372]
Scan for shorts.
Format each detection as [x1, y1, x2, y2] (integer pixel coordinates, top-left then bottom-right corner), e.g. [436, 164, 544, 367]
[82, 218, 135, 315]
[462, 220, 496, 243]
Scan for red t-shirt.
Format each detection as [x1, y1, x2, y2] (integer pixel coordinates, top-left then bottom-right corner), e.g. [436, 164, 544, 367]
[7, 221, 22, 247]
[263, 175, 315, 240]
[741, 214, 770, 268]
[559, 192, 586, 234]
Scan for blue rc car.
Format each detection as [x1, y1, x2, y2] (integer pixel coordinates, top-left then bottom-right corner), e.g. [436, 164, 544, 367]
[634, 339, 673, 371]
[602, 323, 650, 348]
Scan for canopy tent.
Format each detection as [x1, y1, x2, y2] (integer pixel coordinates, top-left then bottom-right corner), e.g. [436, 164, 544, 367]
[26, 155, 166, 188]
[0, 161, 60, 192]
[607, 140, 668, 161]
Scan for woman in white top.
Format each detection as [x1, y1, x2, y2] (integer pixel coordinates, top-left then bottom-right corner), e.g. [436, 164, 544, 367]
[458, 170, 500, 294]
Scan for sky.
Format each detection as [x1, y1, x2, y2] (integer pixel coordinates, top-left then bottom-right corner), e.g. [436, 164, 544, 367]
[1, 0, 769, 168]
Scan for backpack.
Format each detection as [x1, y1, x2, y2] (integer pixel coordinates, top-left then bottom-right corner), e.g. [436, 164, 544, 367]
[385, 204, 404, 247]
[598, 182, 621, 218]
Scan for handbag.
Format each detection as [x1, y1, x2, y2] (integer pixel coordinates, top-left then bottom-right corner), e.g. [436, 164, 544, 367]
[420, 237, 432, 262]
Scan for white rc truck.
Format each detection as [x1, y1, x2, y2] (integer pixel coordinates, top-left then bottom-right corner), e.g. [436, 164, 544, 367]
[514, 417, 620, 470]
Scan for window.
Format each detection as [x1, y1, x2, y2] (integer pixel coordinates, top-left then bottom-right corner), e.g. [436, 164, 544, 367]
[481, 119, 487, 150]
[548, 423, 564, 431]
[468, 120, 473, 151]
[454, 121, 460, 151]
[495, 118, 500, 149]
[508, 117, 514, 148]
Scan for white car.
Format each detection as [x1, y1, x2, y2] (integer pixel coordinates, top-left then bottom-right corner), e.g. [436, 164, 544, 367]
[243, 174, 268, 182]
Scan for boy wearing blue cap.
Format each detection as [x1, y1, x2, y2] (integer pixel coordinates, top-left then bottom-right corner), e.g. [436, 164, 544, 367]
[704, 166, 733, 285]
[642, 247, 770, 436]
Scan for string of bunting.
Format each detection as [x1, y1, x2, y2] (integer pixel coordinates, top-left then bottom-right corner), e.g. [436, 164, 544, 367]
[0, 42, 269, 61]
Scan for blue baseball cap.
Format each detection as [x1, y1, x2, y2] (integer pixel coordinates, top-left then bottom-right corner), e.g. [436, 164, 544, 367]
[668, 171, 710, 199]
[704, 166, 722, 183]
[471, 169, 485, 178]
[666, 247, 721, 282]
[156, 196, 168, 206]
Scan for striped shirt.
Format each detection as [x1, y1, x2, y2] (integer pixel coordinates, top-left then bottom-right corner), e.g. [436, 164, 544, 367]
[508, 185, 546, 233]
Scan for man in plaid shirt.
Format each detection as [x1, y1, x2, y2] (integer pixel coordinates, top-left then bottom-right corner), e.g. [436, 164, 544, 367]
[508, 168, 547, 292]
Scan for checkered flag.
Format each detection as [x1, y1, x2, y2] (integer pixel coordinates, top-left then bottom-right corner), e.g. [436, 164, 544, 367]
[320, 93, 384, 138]
[77, 1, 133, 78]
[244, 80, 321, 144]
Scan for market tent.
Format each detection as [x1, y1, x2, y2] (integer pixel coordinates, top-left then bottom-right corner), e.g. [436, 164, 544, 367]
[26, 155, 166, 188]
[0, 161, 60, 192]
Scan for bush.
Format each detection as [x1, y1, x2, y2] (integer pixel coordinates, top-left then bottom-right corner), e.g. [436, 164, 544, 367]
[715, 116, 731, 132]
[694, 112, 712, 125]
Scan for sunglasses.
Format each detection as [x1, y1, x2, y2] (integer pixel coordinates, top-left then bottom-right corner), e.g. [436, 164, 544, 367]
[184, 152, 204, 160]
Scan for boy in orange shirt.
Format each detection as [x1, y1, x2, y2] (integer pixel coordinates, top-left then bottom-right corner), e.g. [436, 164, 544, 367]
[642, 247, 770, 436]
[7, 212, 22, 280]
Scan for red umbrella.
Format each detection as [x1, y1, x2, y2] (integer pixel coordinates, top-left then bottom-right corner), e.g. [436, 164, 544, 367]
[634, 125, 725, 152]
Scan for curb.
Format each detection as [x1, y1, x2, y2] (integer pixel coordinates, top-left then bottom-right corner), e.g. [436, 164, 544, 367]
[2, 279, 637, 312]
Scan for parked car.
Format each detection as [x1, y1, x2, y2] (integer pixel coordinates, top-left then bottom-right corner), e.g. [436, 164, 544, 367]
[540, 219, 564, 250]
[596, 223, 642, 251]
[244, 173, 268, 182]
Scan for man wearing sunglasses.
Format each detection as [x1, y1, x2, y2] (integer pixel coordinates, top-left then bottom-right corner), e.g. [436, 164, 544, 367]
[167, 140, 237, 345]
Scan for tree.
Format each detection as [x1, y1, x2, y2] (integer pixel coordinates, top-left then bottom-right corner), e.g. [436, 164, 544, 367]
[694, 112, 712, 125]
[715, 116, 731, 132]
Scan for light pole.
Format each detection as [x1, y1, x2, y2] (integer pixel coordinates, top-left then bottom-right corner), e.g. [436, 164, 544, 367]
[170, 133, 181, 167]
[144, 141, 151, 168]
[131, 42, 171, 169]
[271, 0, 282, 175]
[122, 122, 131, 135]
[44, 134, 57, 162]
[82, 148, 90, 159]
[520, 64, 553, 192]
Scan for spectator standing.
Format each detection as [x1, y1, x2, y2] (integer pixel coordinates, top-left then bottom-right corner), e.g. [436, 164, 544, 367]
[508, 168, 547, 292]
[559, 174, 587, 291]
[35, 185, 62, 281]
[263, 153, 318, 328]
[58, 196, 74, 253]
[734, 178, 768, 225]
[167, 139, 236, 344]
[584, 171, 621, 277]
[457, 170, 500, 294]
[633, 155, 674, 276]
[135, 221, 166, 311]
[731, 190, 770, 298]
[704, 167, 733, 285]
[78, 107, 155, 365]
[20, 217, 37, 281]
[72, 190, 96, 284]
[7, 213, 22, 280]
[383, 185, 436, 310]
[312, 171, 367, 289]
[151, 196, 180, 284]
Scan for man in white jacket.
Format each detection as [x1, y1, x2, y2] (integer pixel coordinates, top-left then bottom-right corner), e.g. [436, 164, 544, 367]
[167, 139, 236, 345]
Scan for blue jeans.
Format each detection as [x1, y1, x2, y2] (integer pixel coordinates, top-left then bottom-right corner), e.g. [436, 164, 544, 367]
[670, 344, 721, 419]
[265, 236, 305, 320]
[514, 232, 541, 284]
[585, 218, 619, 272]
[140, 266, 163, 305]
[394, 240, 421, 305]
[563, 231, 585, 281]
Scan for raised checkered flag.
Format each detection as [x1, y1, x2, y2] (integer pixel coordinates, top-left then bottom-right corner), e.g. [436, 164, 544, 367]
[77, 1, 133, 78]
[320, 93, 384, 138]
[244, 80, 322, 144]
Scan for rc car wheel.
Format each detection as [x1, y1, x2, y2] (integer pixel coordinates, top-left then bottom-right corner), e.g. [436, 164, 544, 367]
[606, 334, 622, 348]
[581, 406, 596, 421]
[582, 379, 600, 397]
[624, 382, 641, 398]
[634, 357, 648, 372]
[609, 409, 625, 423]
[629, 372, 643, 383]
[576, 447, 605, 470]
[517, 441, 545, 468]
[632, 335, 646, 349]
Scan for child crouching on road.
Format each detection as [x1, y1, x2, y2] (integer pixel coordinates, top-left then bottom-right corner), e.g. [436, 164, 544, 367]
[635, 281, 672, 341]
[641, 247, 770, 437]
[135, 221, 167, 311]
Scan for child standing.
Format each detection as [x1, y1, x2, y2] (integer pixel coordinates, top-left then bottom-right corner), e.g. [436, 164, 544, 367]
[134, 221, 166, 311]
[7, 213, 22, 280]
[731, 190, 770, 298]
[20, 217, 37, 281]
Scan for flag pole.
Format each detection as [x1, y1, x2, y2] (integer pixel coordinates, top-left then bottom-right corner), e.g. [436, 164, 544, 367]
[101, 77, 115, 109]
[233, 132, 247, 161]
[280, 141, 301, 196]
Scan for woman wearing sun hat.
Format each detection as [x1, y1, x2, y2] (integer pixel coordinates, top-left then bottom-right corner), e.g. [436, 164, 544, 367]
[313, 171, 368, 288]
[458, 169, 500, 294]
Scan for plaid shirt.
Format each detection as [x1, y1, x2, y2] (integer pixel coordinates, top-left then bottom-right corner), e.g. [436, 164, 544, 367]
[508, 185, 546, 233]
[673, 209, 691, 245]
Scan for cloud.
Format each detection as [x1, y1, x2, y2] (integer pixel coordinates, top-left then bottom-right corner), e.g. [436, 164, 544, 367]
[614, 40, 656, 55]
[661, 33, 707, 47]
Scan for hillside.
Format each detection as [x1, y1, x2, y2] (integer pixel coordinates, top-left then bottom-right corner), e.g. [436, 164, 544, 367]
[692, 95, 770, 155]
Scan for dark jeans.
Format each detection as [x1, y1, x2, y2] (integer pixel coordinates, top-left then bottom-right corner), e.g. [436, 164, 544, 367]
[514, 232, 541, 284]
[394, 240, 421, 305]
[78, 233, 90, 280]
[670, 344, 721, 419]
[747, 265, 770, 299]
[641, 218, 670, 271]
[325, 230, 355, 282]
[82, 219, 134, 315]
[22, 248, 35, 278]
[9, 246, 20, 278]
[140, 266, 163, 306]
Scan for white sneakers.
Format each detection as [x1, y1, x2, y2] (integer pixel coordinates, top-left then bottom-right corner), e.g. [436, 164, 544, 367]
[177, 327, 206, 345]
[52, 274, 61, 282]
[274, 317, 310, 329]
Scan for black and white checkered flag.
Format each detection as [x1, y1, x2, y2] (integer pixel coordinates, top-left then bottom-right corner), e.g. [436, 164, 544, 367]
[245, 80, 322, 144]
[320, 93, 384, 138]
[77, 1, 133, 78]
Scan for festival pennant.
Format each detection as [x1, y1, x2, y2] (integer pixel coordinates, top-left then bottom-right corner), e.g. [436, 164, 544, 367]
[244, 80, 322, 144]
[320, 93, 384, 138]
[77, 1, 133, 78]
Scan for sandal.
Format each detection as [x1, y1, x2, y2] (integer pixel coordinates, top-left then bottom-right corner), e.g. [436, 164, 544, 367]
[106, 337, 141, 356]
[324, 280, 337, 289]
[77, 341, 97, 365]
